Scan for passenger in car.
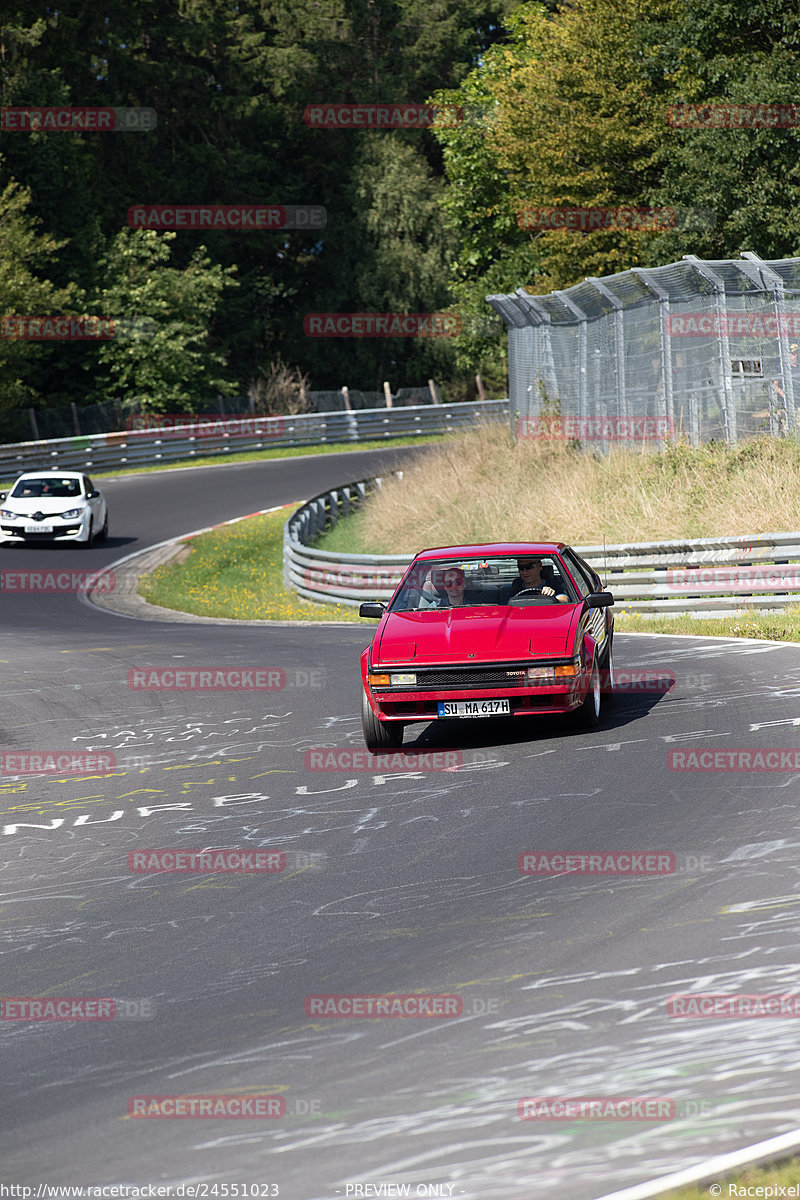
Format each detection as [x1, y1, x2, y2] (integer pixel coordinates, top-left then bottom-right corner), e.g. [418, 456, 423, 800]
[439, 567, 484, 607]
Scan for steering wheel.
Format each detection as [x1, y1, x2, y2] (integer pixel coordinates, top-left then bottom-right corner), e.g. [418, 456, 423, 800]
[514, 587, 545, 597]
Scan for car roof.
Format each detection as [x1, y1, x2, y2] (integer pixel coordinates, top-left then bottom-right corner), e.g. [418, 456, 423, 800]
[413, 542, 569, 561]
[14, 469, 85, 480]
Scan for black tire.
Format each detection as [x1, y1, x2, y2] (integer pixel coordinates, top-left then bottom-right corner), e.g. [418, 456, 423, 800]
[97, 511, 108, 542]
[84, 518, 95, 548]
[599, 634, 614, 699]
[575, 659, 601, 728]
[361, 688, 404, 751]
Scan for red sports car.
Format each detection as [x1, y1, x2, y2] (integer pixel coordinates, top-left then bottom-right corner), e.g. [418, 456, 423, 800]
[359, 542, 614, 750]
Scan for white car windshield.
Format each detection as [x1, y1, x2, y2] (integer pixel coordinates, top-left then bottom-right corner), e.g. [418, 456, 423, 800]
[389, 555, 579, 612]
[11, 478, 83, 499]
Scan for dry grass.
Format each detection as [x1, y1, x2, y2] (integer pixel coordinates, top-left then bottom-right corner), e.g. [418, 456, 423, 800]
[359, 423, 800, 551]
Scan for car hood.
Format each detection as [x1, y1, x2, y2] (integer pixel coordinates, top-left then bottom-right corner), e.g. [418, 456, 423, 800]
[4, 497, 87, 516]
[375, 605, 578, 663]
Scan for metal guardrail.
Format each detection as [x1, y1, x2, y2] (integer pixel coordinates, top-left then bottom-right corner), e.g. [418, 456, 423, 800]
[284, 477, 800, 616]
[0, 399, 510, 478]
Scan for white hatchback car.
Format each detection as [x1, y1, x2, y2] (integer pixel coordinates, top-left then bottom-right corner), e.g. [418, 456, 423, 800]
[0, 470, 108, 546]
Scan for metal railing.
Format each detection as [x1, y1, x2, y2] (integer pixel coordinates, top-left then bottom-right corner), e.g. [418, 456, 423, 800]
[284, 476, 800, 616]
[0, 400, 509, 479]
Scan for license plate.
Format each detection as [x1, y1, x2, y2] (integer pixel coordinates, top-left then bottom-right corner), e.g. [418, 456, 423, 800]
[437, 699, 511, 717]
[25, 524, 53, 534]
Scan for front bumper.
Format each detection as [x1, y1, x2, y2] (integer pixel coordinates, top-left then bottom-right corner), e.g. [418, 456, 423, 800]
[1, 513, 90, 542]
[365, 659, 588, 721]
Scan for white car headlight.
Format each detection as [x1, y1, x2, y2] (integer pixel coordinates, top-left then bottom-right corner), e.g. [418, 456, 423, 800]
[60, 507, 86, 519]
[0, 509, 19, 520]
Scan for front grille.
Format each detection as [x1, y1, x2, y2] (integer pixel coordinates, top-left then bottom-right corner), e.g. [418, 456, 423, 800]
[387, 663, 567, 689]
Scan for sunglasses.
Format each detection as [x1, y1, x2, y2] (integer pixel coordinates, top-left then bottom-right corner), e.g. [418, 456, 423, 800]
[518, 562, 541, 570]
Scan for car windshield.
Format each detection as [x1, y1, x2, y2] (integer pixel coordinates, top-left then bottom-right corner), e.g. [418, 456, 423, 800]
[11, 477, 83, 499]
[388, 555, 580, 612]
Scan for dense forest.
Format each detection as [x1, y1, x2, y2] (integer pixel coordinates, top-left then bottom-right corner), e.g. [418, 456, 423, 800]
[3, 0, 800, 426]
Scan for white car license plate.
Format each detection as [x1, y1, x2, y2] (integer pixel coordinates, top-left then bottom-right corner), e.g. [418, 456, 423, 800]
[438, 699, 510, 717]
[25, 524, 53, 533]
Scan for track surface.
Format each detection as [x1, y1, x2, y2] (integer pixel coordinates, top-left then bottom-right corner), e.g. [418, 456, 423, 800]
[2, 447, 800, 1198]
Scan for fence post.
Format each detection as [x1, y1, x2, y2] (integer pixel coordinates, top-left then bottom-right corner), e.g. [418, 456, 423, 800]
[28, 409, 40, 441]
[341, 386, 352, 411]
[70, 402, 81, 435]
[383, 381, 393, 409]
[428, 378, 441, 404]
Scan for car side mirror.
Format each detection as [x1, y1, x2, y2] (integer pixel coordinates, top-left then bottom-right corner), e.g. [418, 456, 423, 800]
[359, 602, 386, 618]
[0, 493, 6, 502]
[586, 591, 614, 608]
[86, 490, 100, 499]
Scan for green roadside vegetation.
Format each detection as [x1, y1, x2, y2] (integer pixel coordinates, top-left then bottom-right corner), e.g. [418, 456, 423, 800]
[665, 1156, 800, 1198]
[139, 505, 364, 623]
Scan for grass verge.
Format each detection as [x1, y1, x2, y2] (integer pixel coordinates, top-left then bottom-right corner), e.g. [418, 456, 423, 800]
[139, 505, 365, 623]
[664, 1155, 800, 1198]
[614, 608, 800, 641]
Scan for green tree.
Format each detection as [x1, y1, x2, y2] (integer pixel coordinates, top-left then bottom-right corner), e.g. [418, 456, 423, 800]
[86, 228, 238, 412]
[0, 174, 76, 416]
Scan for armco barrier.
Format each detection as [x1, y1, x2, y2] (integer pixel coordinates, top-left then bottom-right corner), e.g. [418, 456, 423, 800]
[284, 481, 800, 616]
[0, 399, 510, 477]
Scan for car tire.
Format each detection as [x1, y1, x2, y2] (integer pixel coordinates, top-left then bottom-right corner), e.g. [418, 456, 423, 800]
[84, 518, 95, 548]
[575, 659, 601, 728]
[600, 636, 614, 699]
[97, 512, 108, 542]
[361, 688, 404, 751]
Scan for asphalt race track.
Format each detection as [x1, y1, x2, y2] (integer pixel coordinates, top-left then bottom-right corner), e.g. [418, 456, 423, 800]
[3, 446, 800, 1199]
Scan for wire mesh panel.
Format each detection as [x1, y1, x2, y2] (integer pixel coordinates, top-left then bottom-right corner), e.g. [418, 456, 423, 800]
[489, 252, 800, 447]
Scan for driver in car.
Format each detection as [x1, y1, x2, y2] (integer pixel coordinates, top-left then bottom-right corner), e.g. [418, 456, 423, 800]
[509, 557, 568, 602]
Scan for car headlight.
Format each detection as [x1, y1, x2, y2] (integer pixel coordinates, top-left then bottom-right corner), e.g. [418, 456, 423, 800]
[0, 509, 19, 520]
[389, 673, 416, 686]
[60, 507, 86, 519]
[526, 666, 555, 681]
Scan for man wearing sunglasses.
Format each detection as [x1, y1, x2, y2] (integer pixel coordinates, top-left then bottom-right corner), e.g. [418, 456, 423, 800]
[509, 557, 568, 602]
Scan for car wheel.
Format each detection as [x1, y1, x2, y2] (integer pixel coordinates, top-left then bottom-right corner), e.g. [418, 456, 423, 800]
[361, 688, 404, 751]
[575, 659, 601, 728]
[97, 512, 108, 542]
[84, 518, 95, 548]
